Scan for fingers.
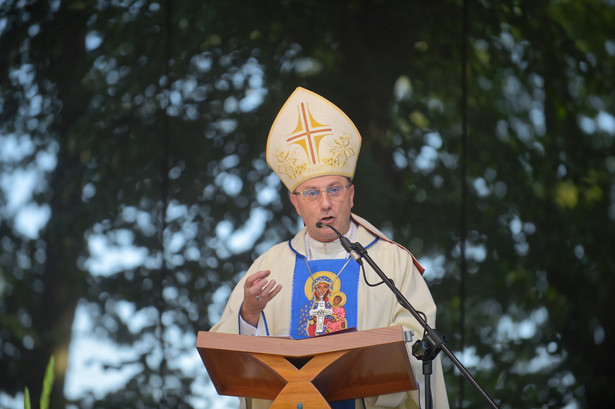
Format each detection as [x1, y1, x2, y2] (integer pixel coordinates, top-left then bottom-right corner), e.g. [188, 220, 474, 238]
[254, 275, 277, 298]
[240, 270, 282, 327]
[244, 270, 270, 300]
[243, 270, 282, 307]
[256, 279, 282, 303]
[245, 269, 270, 287]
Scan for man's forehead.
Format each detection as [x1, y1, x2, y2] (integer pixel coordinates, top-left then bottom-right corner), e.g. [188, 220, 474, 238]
[299, 175, 348, 189]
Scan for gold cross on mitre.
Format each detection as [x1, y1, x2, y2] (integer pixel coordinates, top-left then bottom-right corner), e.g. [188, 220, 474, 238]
[285, 102, 333, 165]
[266, 87, 362, 192]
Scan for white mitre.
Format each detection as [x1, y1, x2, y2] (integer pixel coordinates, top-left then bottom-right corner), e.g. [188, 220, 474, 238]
[266, 87, 362, 192]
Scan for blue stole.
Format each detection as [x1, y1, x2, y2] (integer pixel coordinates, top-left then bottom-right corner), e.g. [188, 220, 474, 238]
[289, 252, 361, 409]
[290, 256, 360, 339]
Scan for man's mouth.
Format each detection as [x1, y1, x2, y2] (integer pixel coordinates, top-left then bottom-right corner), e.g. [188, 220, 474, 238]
[320, 216, 334, 224]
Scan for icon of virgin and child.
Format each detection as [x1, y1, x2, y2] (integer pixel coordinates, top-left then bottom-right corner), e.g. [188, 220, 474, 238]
[291, 258, 360, 339]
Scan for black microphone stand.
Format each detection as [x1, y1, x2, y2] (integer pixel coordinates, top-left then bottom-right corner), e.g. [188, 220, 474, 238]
[317, 222, 499, 408]
[348, 240, 500, 409]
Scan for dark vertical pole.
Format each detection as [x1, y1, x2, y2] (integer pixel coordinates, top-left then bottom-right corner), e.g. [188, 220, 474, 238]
[459, 0, 469, 407]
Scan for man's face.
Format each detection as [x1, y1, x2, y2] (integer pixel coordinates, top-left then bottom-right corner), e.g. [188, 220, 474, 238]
[290, 175, 354, 242]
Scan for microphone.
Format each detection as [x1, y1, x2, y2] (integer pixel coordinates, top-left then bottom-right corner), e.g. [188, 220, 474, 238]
[315, 222, 363, 263]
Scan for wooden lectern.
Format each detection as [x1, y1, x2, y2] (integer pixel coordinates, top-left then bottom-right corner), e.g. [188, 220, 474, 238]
[196, 325, 416, 408]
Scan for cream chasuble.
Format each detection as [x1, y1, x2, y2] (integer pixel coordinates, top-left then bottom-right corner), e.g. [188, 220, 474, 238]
[210, 214, 449, 409]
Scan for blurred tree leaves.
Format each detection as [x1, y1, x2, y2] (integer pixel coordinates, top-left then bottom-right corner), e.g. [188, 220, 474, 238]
[1, 0, 614, 408]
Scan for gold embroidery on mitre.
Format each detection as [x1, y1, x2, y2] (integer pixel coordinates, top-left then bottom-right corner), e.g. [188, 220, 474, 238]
[321, 134, 356, 168]
[274, 150, 307, 179]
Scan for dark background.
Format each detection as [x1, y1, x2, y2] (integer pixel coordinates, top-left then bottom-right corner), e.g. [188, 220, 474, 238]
[1, 0, 614, 408]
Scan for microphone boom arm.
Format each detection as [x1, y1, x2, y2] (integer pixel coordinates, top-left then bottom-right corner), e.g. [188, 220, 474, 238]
[315, 223, 499, 408]
[350, 240, 500, 409]
[316, 222, 363, 263]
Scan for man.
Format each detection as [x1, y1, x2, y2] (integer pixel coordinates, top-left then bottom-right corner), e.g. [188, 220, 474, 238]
[210, 87, 449, 409]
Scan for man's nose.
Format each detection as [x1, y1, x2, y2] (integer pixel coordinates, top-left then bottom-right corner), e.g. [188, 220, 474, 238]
[318, 191, 333, 207]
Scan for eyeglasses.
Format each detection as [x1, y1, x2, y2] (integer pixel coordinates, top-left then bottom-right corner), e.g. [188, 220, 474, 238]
[293, 184, 352, 201]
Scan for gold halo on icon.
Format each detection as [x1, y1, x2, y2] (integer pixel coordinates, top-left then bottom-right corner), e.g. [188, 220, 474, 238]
[304, 271, 342, 300]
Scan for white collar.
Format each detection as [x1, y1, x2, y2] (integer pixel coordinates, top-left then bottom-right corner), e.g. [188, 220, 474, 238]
[304, 221, 358, 260]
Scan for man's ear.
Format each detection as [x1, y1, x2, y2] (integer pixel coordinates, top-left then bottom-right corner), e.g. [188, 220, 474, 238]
[289, 191, 302, 216]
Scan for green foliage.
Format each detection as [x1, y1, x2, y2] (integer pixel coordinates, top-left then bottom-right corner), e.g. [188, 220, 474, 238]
[40, 356, 54, 409]
[23, 356, 54, 409]
[24, 388, 30, 409]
